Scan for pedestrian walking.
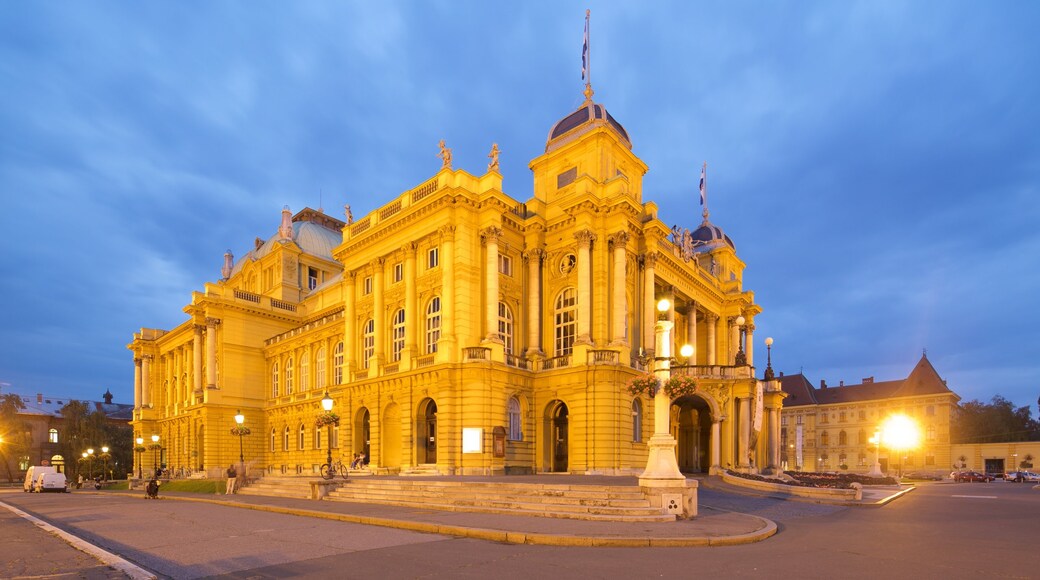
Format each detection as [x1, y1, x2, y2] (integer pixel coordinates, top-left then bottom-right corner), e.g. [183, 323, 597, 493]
[225, 464, 237, 494]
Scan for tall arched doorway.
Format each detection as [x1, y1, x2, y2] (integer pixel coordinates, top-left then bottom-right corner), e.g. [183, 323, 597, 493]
[417, 398, 437, 464]
[354, 408, 370, 465]
[671, 395, 712, 473]
[382, 402, 401, 468]
[544, 401, 569, 473]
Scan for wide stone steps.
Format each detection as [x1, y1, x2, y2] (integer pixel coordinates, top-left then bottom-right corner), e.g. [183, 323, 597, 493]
[324, 479, 673, 522]
[238, 476, 327, 499]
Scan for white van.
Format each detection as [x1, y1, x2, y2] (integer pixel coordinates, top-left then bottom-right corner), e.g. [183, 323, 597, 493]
[35, 472, 68, 493]
[23, 466, 56, 492]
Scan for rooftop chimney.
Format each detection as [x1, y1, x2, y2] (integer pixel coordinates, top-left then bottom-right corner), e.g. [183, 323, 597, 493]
[103, 389, 113, 404]
[839, 380, 844, 387]
[37, 393, 43, 403]
[820, 380, 827, 389]
[863, 377, 874, 384]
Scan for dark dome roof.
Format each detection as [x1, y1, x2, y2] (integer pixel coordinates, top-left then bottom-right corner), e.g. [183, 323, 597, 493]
[546, 101, 630, 152]
[691, 219, 735, 250]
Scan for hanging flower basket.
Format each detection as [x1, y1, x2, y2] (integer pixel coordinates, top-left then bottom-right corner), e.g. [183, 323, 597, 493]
[230, 426, 251, 436]
[315, 412, 340, 428]
[627, 374, 659, 397]
[134, 446, 147, 453]
[663, 374, 699, 398]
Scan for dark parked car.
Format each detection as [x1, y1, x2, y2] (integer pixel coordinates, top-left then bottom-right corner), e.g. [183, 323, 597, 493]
[952, 470, 993, 483]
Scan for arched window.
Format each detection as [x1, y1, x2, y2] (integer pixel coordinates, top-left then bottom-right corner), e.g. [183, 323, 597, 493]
[48, 428, 58, 443]
[270, 428, 276, 452]
[283, 426, 290, 451]
[858, 429, 866, 445]
[508, 397, 522, 441]
[315, 427, 322, 450]
[391, 309, 406, 362]
[839, 453, 847, 467]
[498, 302, 514, 355]
[316, 346, 327, 388]
[332, 424, 339, 449]
[298, 424, 306, 450]
[271, 363, 280, 398]
[333, 341, 344, 385]
[285, 357, 294, 394]
[362, 319, 375, 368]
[858, 452, 867, 466]
[838, 430, 847, 446]
[300, 350, 310, 391]
[425, 297, 441, 354]
[820, 431, 829, 447]
[632, 399, 643, 442]
[554, 288, 577, 356]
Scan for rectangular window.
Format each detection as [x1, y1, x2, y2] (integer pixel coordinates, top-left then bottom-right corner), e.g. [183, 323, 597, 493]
[363, 276, 372, 295]
[557, 167, 577, 189]
[393, 262, 403, 283]
[308, 267, 319, 290]
[498, 254, 513, 276]
[428, 247, 439, 269]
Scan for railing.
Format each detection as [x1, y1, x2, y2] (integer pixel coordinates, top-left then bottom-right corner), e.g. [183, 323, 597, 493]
[505, 353, 530, 369]
[410, 179, 438, 203]
[383, 363, 399, 374]
[350, 217, 371, 236]
[463, 347, 491, 361]
[589, 350, 618, 365]
[352, 370, 368, 381]
[233, 289, 261, 304]
[669, 364, 754, 380]
[271, 299, 297, 312]
[540, 355, 571, 370]
[379, 200, 402, 220]
[415, 354, 435, 368]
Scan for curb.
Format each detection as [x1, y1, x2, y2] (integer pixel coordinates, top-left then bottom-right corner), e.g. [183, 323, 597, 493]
[149, 493, 778, 548]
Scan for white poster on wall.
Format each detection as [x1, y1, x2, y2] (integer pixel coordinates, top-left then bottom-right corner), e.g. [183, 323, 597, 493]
[462, 428, 483, 453]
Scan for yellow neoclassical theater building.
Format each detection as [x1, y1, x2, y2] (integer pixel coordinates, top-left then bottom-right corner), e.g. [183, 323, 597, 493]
[128, 86, 785, 478]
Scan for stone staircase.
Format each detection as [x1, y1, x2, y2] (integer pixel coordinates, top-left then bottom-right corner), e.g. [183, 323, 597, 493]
[237, 475, 321, 499]
[324, 479, 674, 522]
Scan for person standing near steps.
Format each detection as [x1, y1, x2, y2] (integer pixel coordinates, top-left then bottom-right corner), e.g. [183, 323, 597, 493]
[225, 464, 237, 494]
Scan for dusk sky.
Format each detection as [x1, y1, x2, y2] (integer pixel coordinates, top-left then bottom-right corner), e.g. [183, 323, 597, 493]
[1, 2, 1037, 413]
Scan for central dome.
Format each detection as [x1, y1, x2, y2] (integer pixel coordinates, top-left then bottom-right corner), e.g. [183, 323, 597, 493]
[546, 100, 631, 153]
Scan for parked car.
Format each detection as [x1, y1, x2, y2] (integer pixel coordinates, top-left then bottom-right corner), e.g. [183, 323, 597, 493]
[34, 472, 68, 493]
[906, 471, 943, 481]
[1006, 471, 1040, 483]
[952, 471, 993, 483]
[23, 466, 57, 492]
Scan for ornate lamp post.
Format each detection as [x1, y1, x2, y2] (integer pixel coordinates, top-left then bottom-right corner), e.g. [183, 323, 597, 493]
[232, 410, 248, 479]
[321, 391, 334, 468]
[867, 430, 883, 477]
[151, 434, 160, 477]
[86, 448, 95, 479]
[733, 315, 747, 366]
[135, 437, 144, 479]
[638, 298, 685, 484]
[100, 446, 110, 481]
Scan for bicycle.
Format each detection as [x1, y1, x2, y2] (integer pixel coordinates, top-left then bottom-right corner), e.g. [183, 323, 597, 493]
[320, 458, 349, 480]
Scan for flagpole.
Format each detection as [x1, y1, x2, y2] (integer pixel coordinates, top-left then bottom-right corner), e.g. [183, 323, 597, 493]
[700, 161, 709, 222]
[583, 10, 593, 103]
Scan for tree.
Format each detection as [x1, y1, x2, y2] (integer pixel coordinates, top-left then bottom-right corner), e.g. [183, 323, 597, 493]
[58, 401, 130, 479]
[0, 394, 30, 482]
[951, 395, 1040, 444]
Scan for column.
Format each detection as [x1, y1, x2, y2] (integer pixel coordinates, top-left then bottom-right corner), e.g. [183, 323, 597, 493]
[372, 258, 385, 366]
[609, 231, 629, 345]
[711, 418, 722, 473]
[141, 355, 151, 408]
[524, 248, 543, 355]
[705, 313, 717, 365]
[193, 325, 203, 395]
[686, 305, 697, 363]
[746, 323, 755, 368]
[206, 318, 219, 389]
[729, 317, 741, 365]
[738, 397, 750, 468]
[440, 226, 456, 358]
[344, 272, 357, 372]
[642, 253, 657, 354]
[574, 229, 595, 345]
[767, 406, 780, 471]
[134, 358, 142, 410]
[483, 226, 503, 342]
[404, 242, 417, 358]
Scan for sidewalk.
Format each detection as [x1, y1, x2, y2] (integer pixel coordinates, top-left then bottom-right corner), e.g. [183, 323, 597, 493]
[113, 481, 779, 548]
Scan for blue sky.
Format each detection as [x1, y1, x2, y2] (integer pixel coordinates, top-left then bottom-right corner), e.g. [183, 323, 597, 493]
[1, 1, 1038, 413]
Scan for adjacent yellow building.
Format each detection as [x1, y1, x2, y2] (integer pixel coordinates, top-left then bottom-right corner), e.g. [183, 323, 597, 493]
[128, 87, 785, 478]
[779, 355, 960, 475]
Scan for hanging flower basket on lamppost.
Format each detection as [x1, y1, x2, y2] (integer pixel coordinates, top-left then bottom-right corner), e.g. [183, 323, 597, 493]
[627, 374, 659, 397]
[230, 425, 251, 437]
[663, 375, 699, 399]
[315, 412, 341, 429]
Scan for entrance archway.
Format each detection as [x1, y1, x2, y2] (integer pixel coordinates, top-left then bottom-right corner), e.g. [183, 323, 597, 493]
[354, 408, 371, 465]
[671, 395, 712, 473]
[382, 402, 401, 468]
[544, 401, 569, 472]
[417, 398, 437, 464]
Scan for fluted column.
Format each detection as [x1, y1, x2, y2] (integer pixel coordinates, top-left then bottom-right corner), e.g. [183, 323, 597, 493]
[206, 318, 219, 389]
[729, 317, 741, 365]
[745, 323, 755, 368]
[524, 248, 544, 355]
[192, 325, 203, 395]
[767, 406, 779, 471]
[642, 253, 657, 354]
[372, 258, 385, 366]
[404, 243, 417, 358]
[483, 226, 503, 342]
[440, 226, 456, 358]
[134, 358, 142, 410]
[141, 355, 151, 408]
[705, 313, 717, 365]
[711, 418, 722, 473]
[738, 396, 750, 468]
[344, 272, 357, 372]
[609, 231, 629, 345]
[574, 229, 595, 345]
[686, 305, 697, 363]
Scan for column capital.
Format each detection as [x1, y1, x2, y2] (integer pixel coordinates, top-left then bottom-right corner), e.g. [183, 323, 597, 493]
[438, 224, 457, 239]
[401, 241, 418, 254]
[746, 323, 756, 333]
[193, 324, 206, 334]
[642, 252, 658, 269]
[705, 312, 718, 323]
[574, 229, 596, 248]
[522, 247, 545, 262]
[481, 225, 504, 244]
[205, 317, 221, 327]
[608, 230, 629, 248]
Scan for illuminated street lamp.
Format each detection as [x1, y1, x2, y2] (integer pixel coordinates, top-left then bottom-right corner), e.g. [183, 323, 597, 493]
[638, 298, 685, 484]
[233, 410, 247, 479]
[100, 446, 110, 481]
[733, 315, 747, 366]
[151, 434, 161, 477]
[135, 437, 144, 479]
[880, 414, 919, 479]
[321, 392, 334, 468]
[867, 430, 884, 477]
[86, 448, 95, 479]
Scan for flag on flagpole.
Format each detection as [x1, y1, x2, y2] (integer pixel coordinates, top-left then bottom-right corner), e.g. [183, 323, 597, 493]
[582, 11, 589, 81]
[698, 163, 707, 206]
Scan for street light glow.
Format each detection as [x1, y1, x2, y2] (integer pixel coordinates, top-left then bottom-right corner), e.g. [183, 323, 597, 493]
[881, 414, 920, 450]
